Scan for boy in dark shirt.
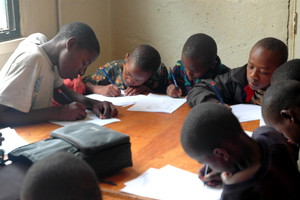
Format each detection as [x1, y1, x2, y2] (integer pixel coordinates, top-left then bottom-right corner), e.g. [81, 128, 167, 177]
[187, 37, 288, 107]
[167, 33, 229, 97]
[181, 103, 300, 200]
[262, 79, 300, 171]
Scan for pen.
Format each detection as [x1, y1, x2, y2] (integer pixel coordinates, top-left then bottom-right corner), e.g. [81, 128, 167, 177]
[203, 164, 209, 186]
[57, 89, 73, 104]
[169, 68, 179, 88]
[211, 81, 224, 104]
[101, 67, 115, 85]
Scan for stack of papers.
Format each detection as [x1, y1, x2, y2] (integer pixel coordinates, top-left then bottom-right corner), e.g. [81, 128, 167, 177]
[128, 94, 186, 113]
[0, 127, 28, 154]
[121, 165, 222, 200]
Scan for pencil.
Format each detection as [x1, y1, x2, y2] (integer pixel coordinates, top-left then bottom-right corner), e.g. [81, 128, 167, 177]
[203, 164, 209, 186]
[101, 67, 115, 85]
[169, 68, 179, 88]
[58, 89, 73, 103]
[211, 81, 224, 104]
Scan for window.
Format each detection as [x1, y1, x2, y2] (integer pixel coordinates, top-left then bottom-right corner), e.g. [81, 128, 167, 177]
[0, 0, 20, 42]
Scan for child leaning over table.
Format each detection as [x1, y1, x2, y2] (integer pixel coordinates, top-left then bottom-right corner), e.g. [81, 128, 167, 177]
[167, 33, 230, 98]
[187, 37, 288, 107]
[181, 102, 300, 200]
[262, 79, 300, 171]
[0, 22, 118, 127]
[82, 44, 168, 97]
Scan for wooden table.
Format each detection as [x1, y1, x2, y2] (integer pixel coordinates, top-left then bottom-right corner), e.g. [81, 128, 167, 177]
[13, 103, 260, 200]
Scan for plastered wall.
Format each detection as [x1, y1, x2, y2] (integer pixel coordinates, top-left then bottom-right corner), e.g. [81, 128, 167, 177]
[111, 0, 289, 69]
[0, 0, 293, 72]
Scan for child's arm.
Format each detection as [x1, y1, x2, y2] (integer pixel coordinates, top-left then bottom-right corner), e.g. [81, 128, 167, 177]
[85, 82, 121, 97]
[56, 84, 118, 119]
[0, 102, 87, 126]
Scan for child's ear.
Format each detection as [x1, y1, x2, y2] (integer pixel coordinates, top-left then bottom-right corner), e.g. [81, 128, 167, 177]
[124, 53, 130, 62]
[280, 109, 295, 123]
[213, 148, 230, 161]
[66, 37, 77, 50]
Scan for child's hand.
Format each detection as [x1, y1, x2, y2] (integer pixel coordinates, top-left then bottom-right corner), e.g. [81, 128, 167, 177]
[124, 85, 151, 96]
[58, 102, 87, 121]
[91, 101, 118, 119]
[99, 84, 121, 97]
[167, 84, 182, 98]
[198, 165, 223, 187]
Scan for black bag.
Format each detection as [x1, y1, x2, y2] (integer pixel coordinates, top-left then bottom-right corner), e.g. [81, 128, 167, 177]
[8, 122, 133, 178]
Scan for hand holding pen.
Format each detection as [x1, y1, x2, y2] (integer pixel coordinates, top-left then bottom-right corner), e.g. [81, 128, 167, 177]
[101, 67, 121, 97]
[167, 68, 182, 98]
[198, 165, 223, 187]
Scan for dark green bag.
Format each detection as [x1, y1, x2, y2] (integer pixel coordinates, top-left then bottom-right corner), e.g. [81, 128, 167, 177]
[8, 122, 133, 178]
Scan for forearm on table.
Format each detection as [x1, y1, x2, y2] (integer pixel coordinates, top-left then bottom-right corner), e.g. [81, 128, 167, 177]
[0, 106, 64, 126]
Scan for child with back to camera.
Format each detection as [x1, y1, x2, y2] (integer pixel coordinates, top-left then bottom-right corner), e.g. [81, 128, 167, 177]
[262, 79, 300, 171]
[181, 102, 300, 200]
[83, 44, 168, 97]
[0, 22, 118, 126]
[187, 37, 288, 107]
[167, 33, 230, 98]
[20, 152, 102, 200]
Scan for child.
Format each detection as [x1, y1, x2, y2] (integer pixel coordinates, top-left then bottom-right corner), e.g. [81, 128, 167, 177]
[20, 152, 102, 200]
[167, 33, 230, 98]
[181, 103, 300, 199]
[187, 37, 288, 107]
[0, 22, 118, 126]
[262, 80, 300, 170]
[82, 44, 168, 97]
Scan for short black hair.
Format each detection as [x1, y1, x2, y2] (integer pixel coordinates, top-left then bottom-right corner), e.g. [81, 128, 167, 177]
[262, 80, 300, 124]
[254, 37, 288, 65]
[181, 103, 243, 157]
[182, 33, 217, 66]
[21, 152, 102, 200]
[128, 44, 161, 73]
[271, 59, 300, 84]
[53, 22, 100, 54]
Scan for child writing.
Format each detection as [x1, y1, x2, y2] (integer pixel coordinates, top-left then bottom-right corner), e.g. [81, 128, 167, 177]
[0, 22, 118, 126]
[167, 33, 230, 98]
[83, 44, 168, 97]
[187, 37, 288, 107]
[21, 152, 102, 200]
[262, 79, 300, 171]
[181, 103, 300, 199]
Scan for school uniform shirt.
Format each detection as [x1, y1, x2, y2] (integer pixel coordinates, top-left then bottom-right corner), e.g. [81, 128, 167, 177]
[221, 126, 300, 200]
[187, 64, 263, 107]
[82, 60, 168, 93]
[0, 33, 63, 113]
[168, 56, 230, 96]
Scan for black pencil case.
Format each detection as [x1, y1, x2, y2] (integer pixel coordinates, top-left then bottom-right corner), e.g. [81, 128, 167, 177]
[7, 122, 133, 178]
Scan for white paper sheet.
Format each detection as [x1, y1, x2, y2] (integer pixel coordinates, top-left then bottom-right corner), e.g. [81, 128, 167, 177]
[230, 104, 261, 122]
[127, 94, 186, 113]
[121, 165, 222, 200]
[49, 110, 120, 126]
[86, 92, 147, 107]
[0, 127, 28, 154]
